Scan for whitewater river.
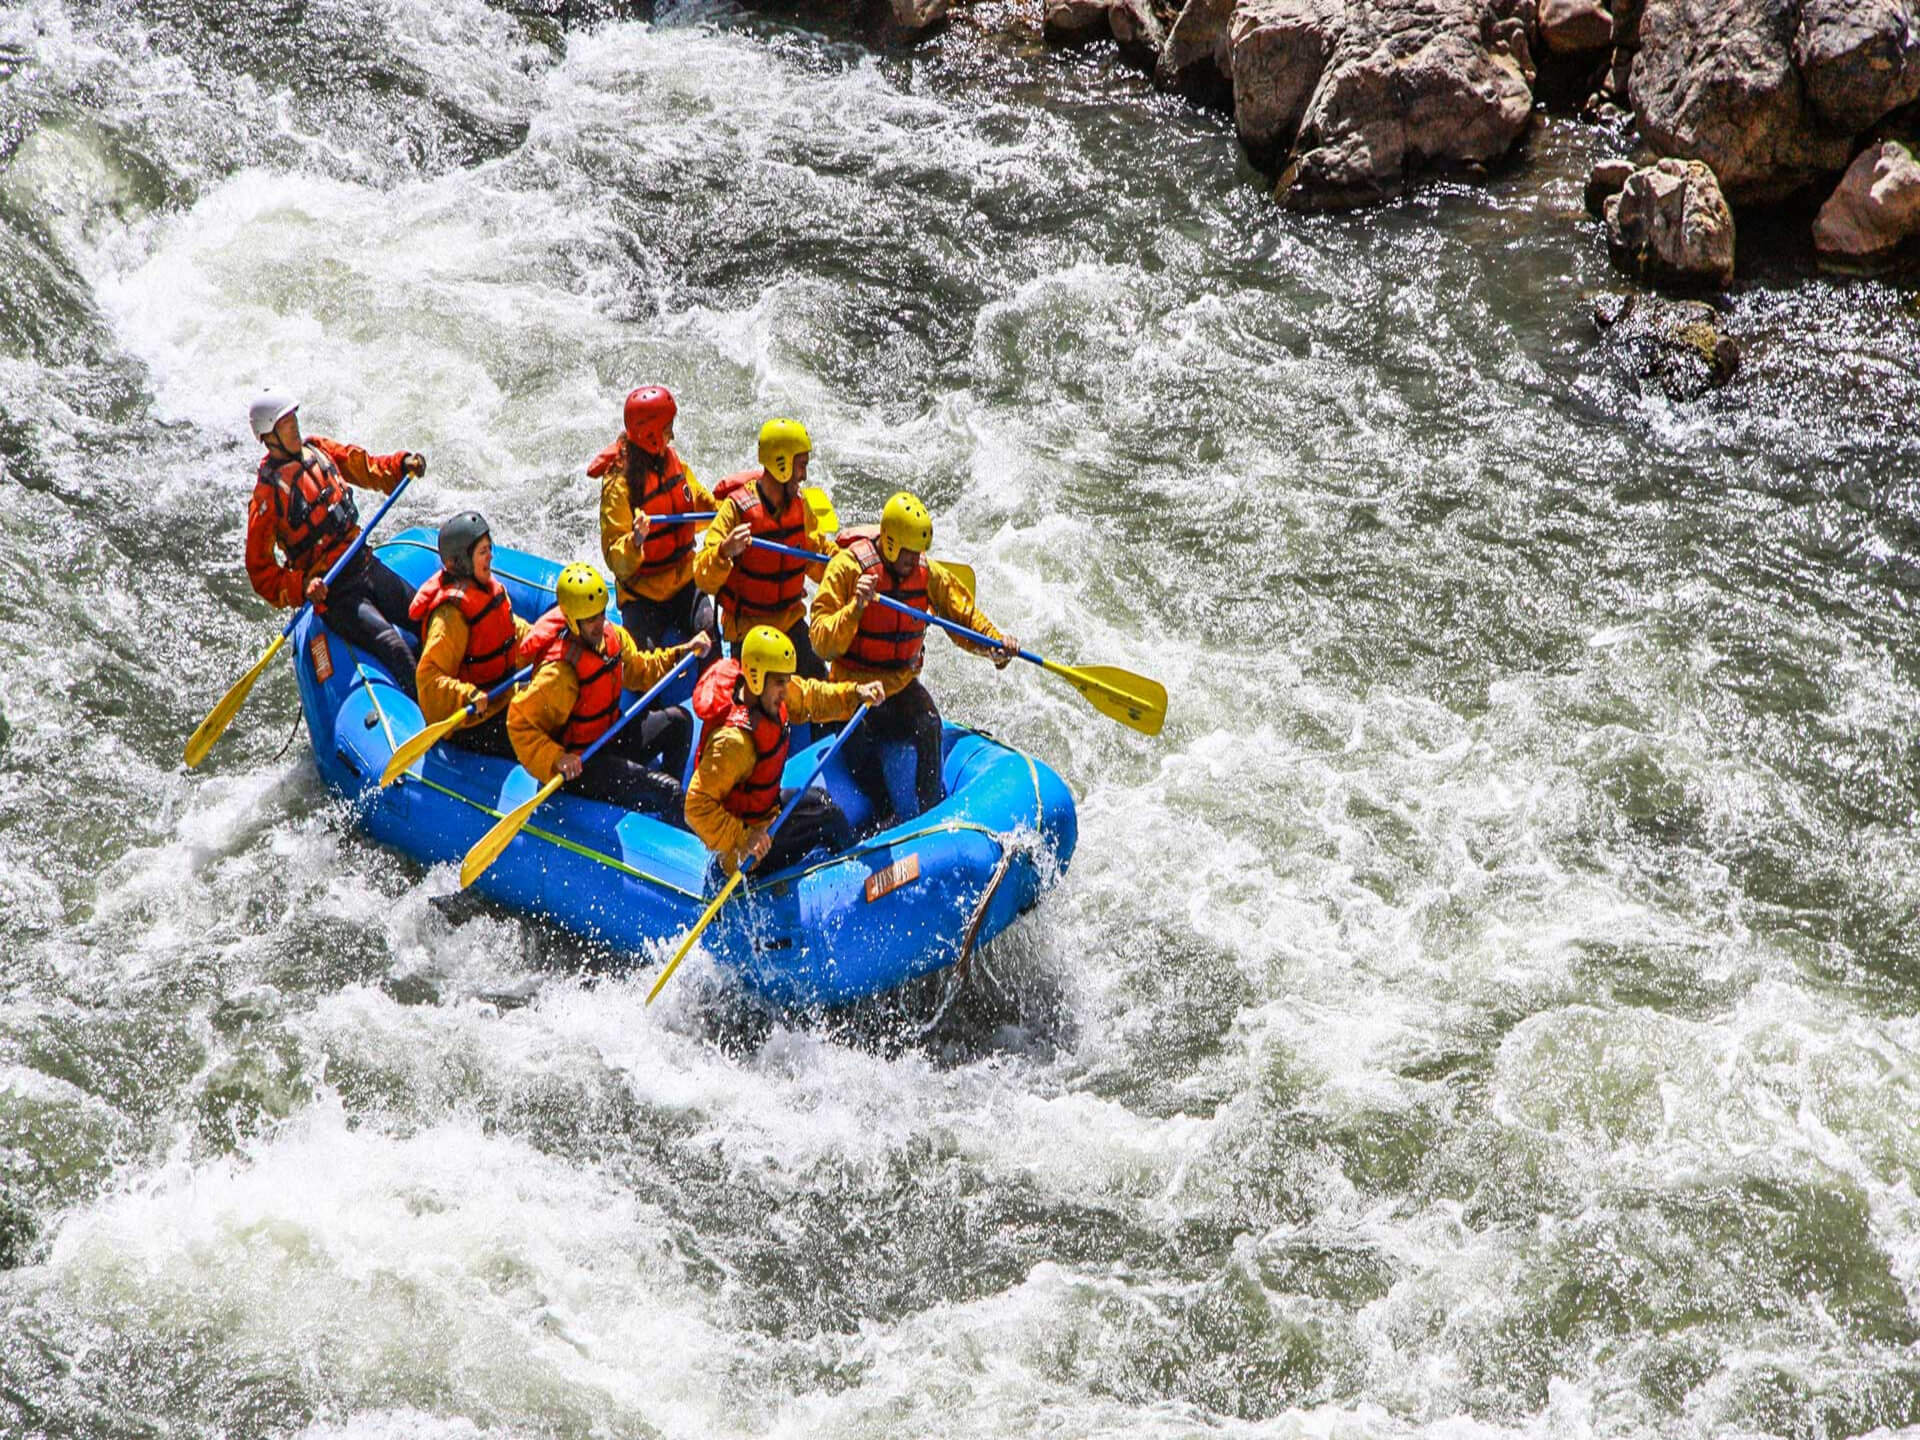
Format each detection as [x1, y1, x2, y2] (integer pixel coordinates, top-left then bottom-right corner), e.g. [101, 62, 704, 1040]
[4, 1, 1920, 1435]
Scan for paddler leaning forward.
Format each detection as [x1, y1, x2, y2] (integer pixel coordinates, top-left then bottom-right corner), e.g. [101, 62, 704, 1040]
[507, 563, 710, 821]
[686, 624, 884, 876]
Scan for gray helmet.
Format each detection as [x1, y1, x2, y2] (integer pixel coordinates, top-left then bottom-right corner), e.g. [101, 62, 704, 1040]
[438, 511, 491, 577]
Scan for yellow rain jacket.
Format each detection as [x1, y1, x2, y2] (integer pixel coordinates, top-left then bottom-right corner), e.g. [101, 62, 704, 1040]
[506, 625, 686, 784]
[809, 548, 1005, 699]
[416, 605, 533, 728]
[685, 677, 865, 869]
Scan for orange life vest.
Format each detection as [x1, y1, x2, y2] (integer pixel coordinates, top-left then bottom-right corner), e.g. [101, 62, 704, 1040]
[408, 571, 517, 688]
[693, 659, 788, 824]
[523, 609, 628, 750]
[836, 532, 929, 672]
[589, 437, 702, 581]
[257, 445, 360, 577]
[712, 470, 814, 620]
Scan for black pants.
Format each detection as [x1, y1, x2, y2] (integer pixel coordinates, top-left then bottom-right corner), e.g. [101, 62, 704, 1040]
[756, 786, 853, 874]
[569, 707, 693, 823]
[324, 550, 420, 696]
[727, 616, 826, 681]
[621, 585, 721, 677]
[843, 679, 943, 831]
[443, 708, 517, 760]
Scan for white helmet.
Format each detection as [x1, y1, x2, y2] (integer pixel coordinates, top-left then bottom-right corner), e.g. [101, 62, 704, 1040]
[249, 389, 298, 440]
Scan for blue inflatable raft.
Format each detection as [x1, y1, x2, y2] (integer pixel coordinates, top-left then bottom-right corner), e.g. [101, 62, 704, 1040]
[290, 528, 1078, 1008]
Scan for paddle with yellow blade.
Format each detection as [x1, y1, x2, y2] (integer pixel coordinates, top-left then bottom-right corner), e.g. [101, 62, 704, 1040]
[184, 475, 416, 769]
[746, 537, 1165, 736]
[457, 649, 700, 889]
[645, 703, 872, 1006]
[378, 663, 535, 788]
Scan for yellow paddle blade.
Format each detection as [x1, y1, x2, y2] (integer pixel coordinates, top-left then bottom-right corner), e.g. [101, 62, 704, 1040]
[646, 868, 746, 1005]
[380, 709, 468, 788]
[802, 486, 839, 535]
[1041, 659, 1168, 737]
[459, 774, 564, 889]
[184, 633, 289, 768]
[937, 560, 976, 596]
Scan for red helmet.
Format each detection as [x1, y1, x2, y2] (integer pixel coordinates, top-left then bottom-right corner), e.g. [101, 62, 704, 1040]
[623, 386, 676, 452]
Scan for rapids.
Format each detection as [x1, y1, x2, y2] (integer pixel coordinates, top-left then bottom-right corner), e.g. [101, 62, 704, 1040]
[2, 1, 1919, 1435]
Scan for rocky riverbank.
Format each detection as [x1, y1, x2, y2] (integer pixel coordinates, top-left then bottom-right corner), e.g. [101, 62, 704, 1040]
[1032, 0, 1920, 286]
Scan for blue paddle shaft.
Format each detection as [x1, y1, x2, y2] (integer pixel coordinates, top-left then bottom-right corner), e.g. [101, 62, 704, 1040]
[279, 472, 415, 639]
[746, 536, 1035, 665]
[645, 512, 718, 527]
[578, 649, 699, 765]
[746, 703, 870, 875]
[462, 662, 535, 719]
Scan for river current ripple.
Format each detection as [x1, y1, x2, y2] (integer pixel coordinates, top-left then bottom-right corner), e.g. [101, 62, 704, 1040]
[2, 2, 1919, 1436]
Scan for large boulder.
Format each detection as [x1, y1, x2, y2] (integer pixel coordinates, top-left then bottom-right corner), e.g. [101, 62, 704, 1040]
[1592, 292, 1740, 399]
[1260, 0, 1536, 208]
[1538, 0, 1612, 56]
[1159, 0, 1239, 100]
[1793, 0, 1920, 137]
[1603, 156, 1736, 288]
[1629, 0, 1852, 205]
[1229, 0, 1346, 164]
[1044, 0, 1115, 42]
[1812, 140, 1920, 259]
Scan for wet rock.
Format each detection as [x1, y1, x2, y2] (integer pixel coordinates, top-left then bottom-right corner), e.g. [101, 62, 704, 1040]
[1269, 0, 1536, 208]
[1584, 155, 1635, 215]
[1539, 0, 1611, 56]
[1110, 0, 1175, 65]
[1813, 140, 1920, 260]
[1592, 292, 1740, 398]
[1603, 156, 1736, 288]
[1794, 0, 1920, 137]
[1043, 0, 1113, 42]
[1158, 0, 1239, 102]
[1229, 0, 1344, 165]
[1629, 0, 1852, 205]
[884, 0, 950, 33]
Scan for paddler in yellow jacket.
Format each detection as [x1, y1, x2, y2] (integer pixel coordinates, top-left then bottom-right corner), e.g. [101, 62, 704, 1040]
[692, 417, 831, 678]
[408, 512, 532, 759]
[507, 563, 710, 820]
[809, 492, 1016, 831]
[590, 385, 721, 667]
[685, 625, 883, 875]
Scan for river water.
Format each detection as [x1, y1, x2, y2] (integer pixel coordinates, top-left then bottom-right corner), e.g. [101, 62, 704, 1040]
[4, 1, 1920, 1435]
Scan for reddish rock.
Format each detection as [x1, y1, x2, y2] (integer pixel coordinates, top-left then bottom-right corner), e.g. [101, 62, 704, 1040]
[1539, 0, 1612, 56]
[1813, 140, 1920, 259]
[1793, 0, 1920, 136]
[1629, 0, 1851, 205]
[1603, 156, 1736, 288]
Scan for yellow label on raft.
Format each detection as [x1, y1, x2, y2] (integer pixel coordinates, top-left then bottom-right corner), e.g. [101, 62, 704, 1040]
[864, 852, 920, 903]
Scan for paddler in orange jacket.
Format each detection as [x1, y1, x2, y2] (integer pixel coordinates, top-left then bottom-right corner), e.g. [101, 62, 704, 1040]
[244, 388, 426, 693]
[408, 512, 531, 759]
[809, 492, 1017, 832]
[691, 417, 831, 679]
[685, 625, 883, 875]
[590, 385, 721, 668]
[507, 564, 709, 820]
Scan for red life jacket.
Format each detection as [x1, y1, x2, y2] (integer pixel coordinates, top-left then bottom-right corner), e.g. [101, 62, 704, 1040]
[257, 444, 360, 576]
[407, 571, 517, 688]
[712, 470, 814, 620]
[693, 659, 788, 824]
[836, 531, 929, 672]
[524, 609, 628, 750]
[589, 437, 702, 580]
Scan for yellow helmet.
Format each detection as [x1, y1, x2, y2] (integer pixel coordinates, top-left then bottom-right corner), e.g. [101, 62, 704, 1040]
[879, 492, 933, 564]
[756, 417, 812, 484]
[739, 624, 798, 697]
[555, 563, 609, 632]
